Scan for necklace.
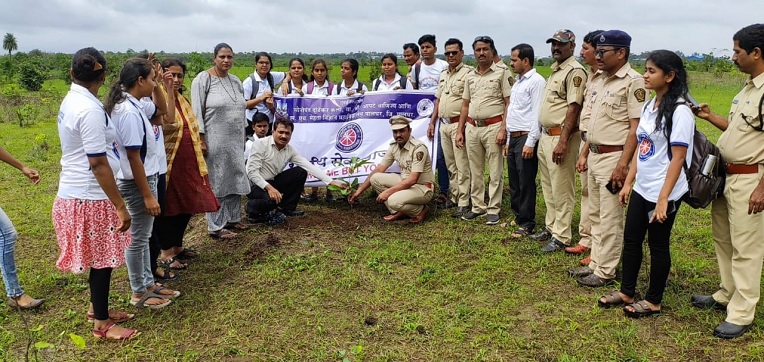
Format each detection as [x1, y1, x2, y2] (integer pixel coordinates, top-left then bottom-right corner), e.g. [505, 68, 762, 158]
[213, 68, 237, 103]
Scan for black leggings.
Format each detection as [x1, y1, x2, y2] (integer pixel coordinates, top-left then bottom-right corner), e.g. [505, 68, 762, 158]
[89, 267, 113, 321]
[620, 191, 681, 305]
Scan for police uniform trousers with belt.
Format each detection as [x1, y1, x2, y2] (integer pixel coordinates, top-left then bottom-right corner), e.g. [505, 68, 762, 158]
[586, 146, 624, 279]
[370, 174, 433, 217]
[712, 164, 764, 325]
[440, 117, 471, 208]
[466, 120, 504, 215]
[578, 134, 593, 248]
[537, 127, 580, 244]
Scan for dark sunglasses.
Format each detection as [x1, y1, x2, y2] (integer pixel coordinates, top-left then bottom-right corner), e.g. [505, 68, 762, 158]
[474, 36, 494, 44]
[594, 48, 620, 57]
[444, 51, 460, 57]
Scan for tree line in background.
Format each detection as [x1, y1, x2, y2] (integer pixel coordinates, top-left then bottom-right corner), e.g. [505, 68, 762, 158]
[0, 32, 741, 93]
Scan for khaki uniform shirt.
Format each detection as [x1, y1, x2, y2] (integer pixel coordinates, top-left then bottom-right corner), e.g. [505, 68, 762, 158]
[463, 62, 511, 119]
[379, 137, 435, 185]
[717, 72, 764, 164]
[579, 69, 604, 132]
[587, 63, 646, 146]
[539, 56, 587, 128]
[435, 63, 474, 119]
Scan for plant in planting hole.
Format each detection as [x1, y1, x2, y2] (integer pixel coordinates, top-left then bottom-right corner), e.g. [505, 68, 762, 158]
[326, 156, 371, 198]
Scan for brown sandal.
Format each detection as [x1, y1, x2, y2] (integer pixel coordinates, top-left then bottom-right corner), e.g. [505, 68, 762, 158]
[624, 300, 661, 318]
[209, 228, 239, 240]
[598, 290, 632, 308]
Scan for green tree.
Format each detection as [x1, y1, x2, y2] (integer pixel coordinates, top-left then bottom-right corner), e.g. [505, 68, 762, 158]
[3, 33, 18, 56]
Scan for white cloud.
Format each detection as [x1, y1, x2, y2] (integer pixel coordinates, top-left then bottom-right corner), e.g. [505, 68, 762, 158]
[1, 0, 759, 57]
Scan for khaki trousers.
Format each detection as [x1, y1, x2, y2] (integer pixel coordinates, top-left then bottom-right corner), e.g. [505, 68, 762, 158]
[537, 133, 580, 244]
[370, 173, 432, 217]
[587, 151, 624, 279]
[711, 168, 764, 325]
[465, 122, 504, 215]
[440, 122, 471, 207]
[578, 141, 592, 248]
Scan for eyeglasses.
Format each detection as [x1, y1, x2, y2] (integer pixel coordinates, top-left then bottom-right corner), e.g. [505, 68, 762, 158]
[474, 36, 494, 44]
[594, 48, 619, 57]
[444, 51, 460, 57]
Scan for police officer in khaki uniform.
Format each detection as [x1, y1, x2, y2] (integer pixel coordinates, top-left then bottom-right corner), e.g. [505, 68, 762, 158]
[692, 23, 764, 339]
[428, 38, 474, 218]
[350, 116, 434, 224]
[572, 30, 646, 287]
[455, 36, 511, 225]
[533, 29, 586, 251]
[567, 30, 605, 265]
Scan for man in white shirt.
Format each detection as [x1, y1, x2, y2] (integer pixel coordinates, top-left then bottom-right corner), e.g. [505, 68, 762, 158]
[414, 34, 452, 208]
[246, 118, 346, 224]
[504, 43, 546, 238]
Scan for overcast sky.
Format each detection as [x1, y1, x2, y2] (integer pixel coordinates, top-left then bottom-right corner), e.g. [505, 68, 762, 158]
[2, 0, 759, 58]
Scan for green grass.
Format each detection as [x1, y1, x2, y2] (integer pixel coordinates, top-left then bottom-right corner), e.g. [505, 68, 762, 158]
[0, 70, 757, 361]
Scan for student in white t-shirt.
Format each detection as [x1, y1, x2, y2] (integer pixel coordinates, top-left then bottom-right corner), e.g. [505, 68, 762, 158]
[105, 58, 180, 310]
[413, 34, 449, 91]
[242, 52, 288, 123]
[245, 112, 270, 162]
[284, 58, 309, 96]
[302, 58, 337, 202]
[601, 50, 694, 318]
[372, 53, 414, 91]
[335, 58, 368, 96]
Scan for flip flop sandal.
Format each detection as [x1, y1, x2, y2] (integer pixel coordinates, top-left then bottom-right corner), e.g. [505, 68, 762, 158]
[623, 300, 661, 318]
[175, 248, 199, 259]
[209, 228, 239, 240]
[130, 291, 172, 309]
[92, 321, 140, 340]
[87, 310, 135, 323]
[159, 257, 187, 270]
[598, 290, 633, 308]
[150, 285, 181, 299]
[510, 227, 530, 238]
[225, 222, 252, 231]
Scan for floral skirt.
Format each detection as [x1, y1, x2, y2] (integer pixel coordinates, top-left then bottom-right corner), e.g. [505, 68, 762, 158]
[52, 197, 131, 274]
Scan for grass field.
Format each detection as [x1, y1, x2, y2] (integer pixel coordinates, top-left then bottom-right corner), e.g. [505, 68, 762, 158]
[0, 70, 759, 361]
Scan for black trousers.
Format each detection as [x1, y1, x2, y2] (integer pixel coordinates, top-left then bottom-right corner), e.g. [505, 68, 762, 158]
[246, 167, 307, 216]
[620, 191, 681, 305]
[149, 173, 166, 273]
[506, 135, 538, 232]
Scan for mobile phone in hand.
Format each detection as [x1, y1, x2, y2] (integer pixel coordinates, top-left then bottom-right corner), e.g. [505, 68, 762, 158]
[686, 93, 700, 108]
[605, 180, 621, 194]
[648, 201, 677, 221]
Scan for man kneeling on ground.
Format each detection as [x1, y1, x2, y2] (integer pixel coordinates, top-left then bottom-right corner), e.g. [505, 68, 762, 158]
[246, 118, 347, 225]
[349, 116, 434, 223]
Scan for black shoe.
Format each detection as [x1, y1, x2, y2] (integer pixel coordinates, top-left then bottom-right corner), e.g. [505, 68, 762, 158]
[247, 213, 271, 224]
[529, 229, 552, 241]
[690, 294, 727, 311]
[451, 206, 468, 218]
[541, 238, 566, 253]
[568, 266, 593, 277]
[713, 321, 752, 339]
[442, 199, 456, 209]
[461, 210, 486, 220]
[281, 209, 305, 217]
[325, 192, 337, 202]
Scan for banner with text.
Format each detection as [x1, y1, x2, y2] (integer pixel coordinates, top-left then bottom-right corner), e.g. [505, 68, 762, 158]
[274, 91, 438, 187]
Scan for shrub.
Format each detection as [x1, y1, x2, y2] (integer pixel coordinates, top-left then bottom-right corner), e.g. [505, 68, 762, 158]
[18, 66, 44, 91]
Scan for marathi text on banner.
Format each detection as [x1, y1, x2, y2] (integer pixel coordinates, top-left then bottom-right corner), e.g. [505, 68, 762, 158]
[273, 91, 438, 187]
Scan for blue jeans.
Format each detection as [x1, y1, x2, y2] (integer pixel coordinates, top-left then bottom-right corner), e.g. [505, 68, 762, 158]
[118, 175, 158, 294]
[436, 131, 449, 197]
[0, 206, 23, 298]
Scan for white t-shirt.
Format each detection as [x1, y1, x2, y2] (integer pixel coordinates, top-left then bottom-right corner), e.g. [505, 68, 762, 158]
[335, 80, 368, 95]
[372, 73, 414, 91]
[242, 71, 287, 121]
[139, 97, 167, 174]
[112, 93, 163, 180]
[414, 58, 448, 91]
[286, 80, 308, 95]
[57, 84, 120, 200]
[633, 97, 694, 203]
[306, 80, 333, 96]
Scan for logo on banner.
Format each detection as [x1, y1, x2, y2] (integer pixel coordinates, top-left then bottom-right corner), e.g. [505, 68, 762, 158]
[336, 122, 363, 153]
[417, 98, 434, 118]
[637, 133, 654, 161]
